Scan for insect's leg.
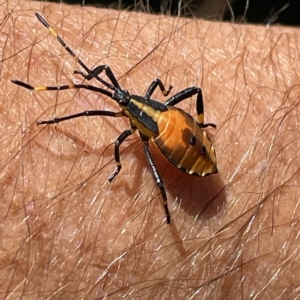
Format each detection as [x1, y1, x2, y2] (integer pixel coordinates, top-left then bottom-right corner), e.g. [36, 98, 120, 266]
[11, 80, 113, 98]
[74, 65, 121, 89]
[108, 127, 136, 183]
[140, 135, 171, 224]
[164, 87, 216, 128]
[37, 111, 123, 125]
[145, 78, 173, 98]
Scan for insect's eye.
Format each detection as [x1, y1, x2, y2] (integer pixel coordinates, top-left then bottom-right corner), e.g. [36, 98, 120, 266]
[189, 135, 196, 145]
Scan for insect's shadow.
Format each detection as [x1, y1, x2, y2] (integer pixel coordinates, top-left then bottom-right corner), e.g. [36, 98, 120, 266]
[149, 144, 226, 221]
[109, 138, 226, 222]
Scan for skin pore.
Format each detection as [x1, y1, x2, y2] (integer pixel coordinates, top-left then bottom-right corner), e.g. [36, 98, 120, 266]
[1, 1, 300, 299]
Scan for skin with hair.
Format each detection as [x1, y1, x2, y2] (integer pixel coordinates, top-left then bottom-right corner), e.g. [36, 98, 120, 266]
[1, 1, 300, 299]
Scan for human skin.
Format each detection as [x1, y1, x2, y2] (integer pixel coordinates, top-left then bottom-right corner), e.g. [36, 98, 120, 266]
[1, 1, 300, 299]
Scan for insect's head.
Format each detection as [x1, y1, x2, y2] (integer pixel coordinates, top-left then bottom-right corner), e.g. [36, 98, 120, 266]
[112, 88, 131, 106]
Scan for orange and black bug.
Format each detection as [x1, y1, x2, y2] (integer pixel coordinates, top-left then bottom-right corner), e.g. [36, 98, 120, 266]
[12, 13, 218, 224]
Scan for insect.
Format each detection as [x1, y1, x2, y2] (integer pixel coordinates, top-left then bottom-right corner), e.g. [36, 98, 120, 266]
[12, 13, 218, 224]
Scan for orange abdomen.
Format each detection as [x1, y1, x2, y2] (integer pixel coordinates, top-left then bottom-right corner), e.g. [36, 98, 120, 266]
[153, 107, 217, 176]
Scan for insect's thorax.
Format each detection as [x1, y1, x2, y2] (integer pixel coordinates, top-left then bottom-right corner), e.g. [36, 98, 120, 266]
[123, 95, 168, 138]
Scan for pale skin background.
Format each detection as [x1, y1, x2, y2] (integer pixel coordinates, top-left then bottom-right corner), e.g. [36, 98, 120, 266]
[1, 0, 300, 299]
